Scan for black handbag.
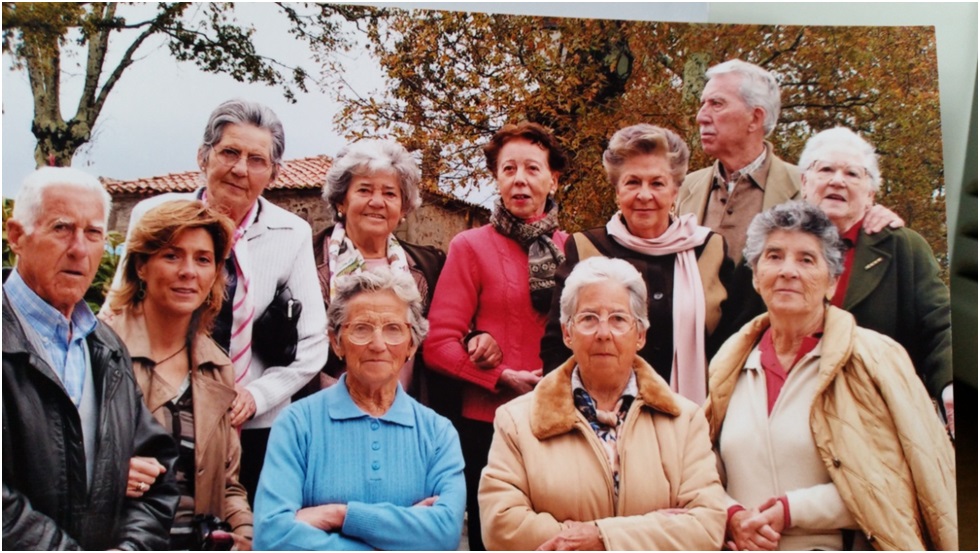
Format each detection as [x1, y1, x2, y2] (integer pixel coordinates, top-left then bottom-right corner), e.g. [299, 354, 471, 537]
[252, 283, 302, 367]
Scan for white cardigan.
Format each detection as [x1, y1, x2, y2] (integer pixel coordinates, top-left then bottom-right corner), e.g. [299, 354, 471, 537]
[114, 191, 329, 429]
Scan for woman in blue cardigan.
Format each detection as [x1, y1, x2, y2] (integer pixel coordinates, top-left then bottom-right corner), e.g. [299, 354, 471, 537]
[253, 269, 465, 550]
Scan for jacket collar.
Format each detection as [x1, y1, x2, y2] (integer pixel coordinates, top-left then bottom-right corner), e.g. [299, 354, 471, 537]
[244, 195, 268, 240]
[3, 269, 99, 347]
[3, 293, 34, 357]
[4, 293, 122, 403]
[713, 141, 772, 191]
[531, 355, 681, 440]
[812, 306, 857, 387]
[706, 305, 857, 440]
[101, 307, 234, 412]
[683, 144, 800, 225]
[761, 147, 802, 211]
[198, 187, 283, 241]
[103, 307, 227, 367]
[844, 227, 894, 309]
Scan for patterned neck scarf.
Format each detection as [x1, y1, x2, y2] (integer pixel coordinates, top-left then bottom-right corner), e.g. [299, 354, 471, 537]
[490, 198, 565, 313]
[571, 367, 637, 497]
[327, 223, 411, 301]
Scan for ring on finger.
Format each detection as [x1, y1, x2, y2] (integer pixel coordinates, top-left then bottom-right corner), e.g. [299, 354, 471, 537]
[139, 482, 147, 492]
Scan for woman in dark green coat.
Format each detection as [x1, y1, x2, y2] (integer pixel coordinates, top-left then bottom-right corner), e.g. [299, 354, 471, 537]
[799, 126, 953, 434]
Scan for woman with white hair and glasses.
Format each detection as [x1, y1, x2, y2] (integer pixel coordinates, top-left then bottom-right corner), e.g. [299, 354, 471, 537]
[306, 139, 455, 419]
[110, 98, 329, 505]
[254, 269, 465, 551]
[479, 256, 726, 551]
[798, 127, 953, 434]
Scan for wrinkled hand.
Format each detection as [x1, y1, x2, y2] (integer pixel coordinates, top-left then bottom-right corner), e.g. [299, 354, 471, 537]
[752, 497, 786, 534]
[942, 384, 954, 438]
[537, 521, 605, 551]
[210, 530, 252, 551]
[500, 368, 543, 395]
[413, 495, 438, 508]
[126, 456, 166, 498]
[230, 385, 257, 427]
[296, 504, 347, 532]
[727, 507, 780, 551]
[467, 333, 503, 369]
[862, 204, 904, 234]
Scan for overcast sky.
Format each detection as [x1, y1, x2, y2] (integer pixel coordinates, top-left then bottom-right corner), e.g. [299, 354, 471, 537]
[0, 3, 707, 202]
[2, 3, 377, 199]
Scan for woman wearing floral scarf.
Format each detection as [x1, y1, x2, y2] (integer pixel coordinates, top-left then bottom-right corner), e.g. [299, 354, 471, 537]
[310, 139, 452, 415]
[540, 124, 733, 405]
[424, 121, 569, 551]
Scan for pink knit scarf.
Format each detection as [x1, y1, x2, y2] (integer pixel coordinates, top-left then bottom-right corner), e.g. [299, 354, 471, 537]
[605, 212, 711, 404]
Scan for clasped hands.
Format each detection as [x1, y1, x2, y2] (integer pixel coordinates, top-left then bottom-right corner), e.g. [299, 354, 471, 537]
[537, 520, 604, 551]
[466, 332, 541, 394]
[726, 497, 786, 551]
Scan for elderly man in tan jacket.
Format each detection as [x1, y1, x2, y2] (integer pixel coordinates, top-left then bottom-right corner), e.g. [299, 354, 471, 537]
[681, 59, 902, 348]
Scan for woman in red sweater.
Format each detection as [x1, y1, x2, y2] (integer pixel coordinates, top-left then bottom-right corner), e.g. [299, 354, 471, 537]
[424, 121, 568, 551]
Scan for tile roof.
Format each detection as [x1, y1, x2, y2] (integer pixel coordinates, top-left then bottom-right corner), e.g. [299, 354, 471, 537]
[101, 155, 333, 195]
[100, 155, 488, 212]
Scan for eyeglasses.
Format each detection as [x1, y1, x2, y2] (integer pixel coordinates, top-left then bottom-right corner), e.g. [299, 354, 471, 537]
[212, 147, 272, 173]
[807, 161, 868, 186]
[343, 322, 412, 346]
[570, 312, 636, 336]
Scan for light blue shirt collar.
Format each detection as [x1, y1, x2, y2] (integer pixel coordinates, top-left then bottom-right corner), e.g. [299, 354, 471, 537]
[4, 268, 98, 344]
[4, 268, 98, 408]
[326, 373, 416, 428]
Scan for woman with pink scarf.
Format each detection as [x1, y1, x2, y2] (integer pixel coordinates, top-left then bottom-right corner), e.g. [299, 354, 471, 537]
[540, 124, 732, 404]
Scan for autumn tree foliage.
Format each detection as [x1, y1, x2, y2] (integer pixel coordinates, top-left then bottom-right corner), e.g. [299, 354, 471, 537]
[2, 2, 374, 168]
[337, 10, 946, 263]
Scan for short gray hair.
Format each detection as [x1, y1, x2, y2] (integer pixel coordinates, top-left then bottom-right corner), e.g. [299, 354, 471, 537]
[327, 268, 429, 346]
[13, 167, 111, 233]
[798, 127, 882, 192]
[705, 59, 781, 136]
[559, 256, 651, 332]
[198, 99, 286, 167]
[322, 139, 422, 221]
[602, 124, 690, 187]
[743, 201, 845, 278]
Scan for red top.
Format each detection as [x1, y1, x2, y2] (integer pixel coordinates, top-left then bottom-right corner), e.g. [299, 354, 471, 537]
[831, 219, 862, 307]
[424, 225, 568, 423]
[758, 328, 821, 415]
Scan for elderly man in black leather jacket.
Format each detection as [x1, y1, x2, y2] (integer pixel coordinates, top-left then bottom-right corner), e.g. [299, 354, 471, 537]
[2, 167, 178, 550]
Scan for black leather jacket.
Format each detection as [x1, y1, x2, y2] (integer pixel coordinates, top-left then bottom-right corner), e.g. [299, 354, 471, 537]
[2, 294, 179, 550]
